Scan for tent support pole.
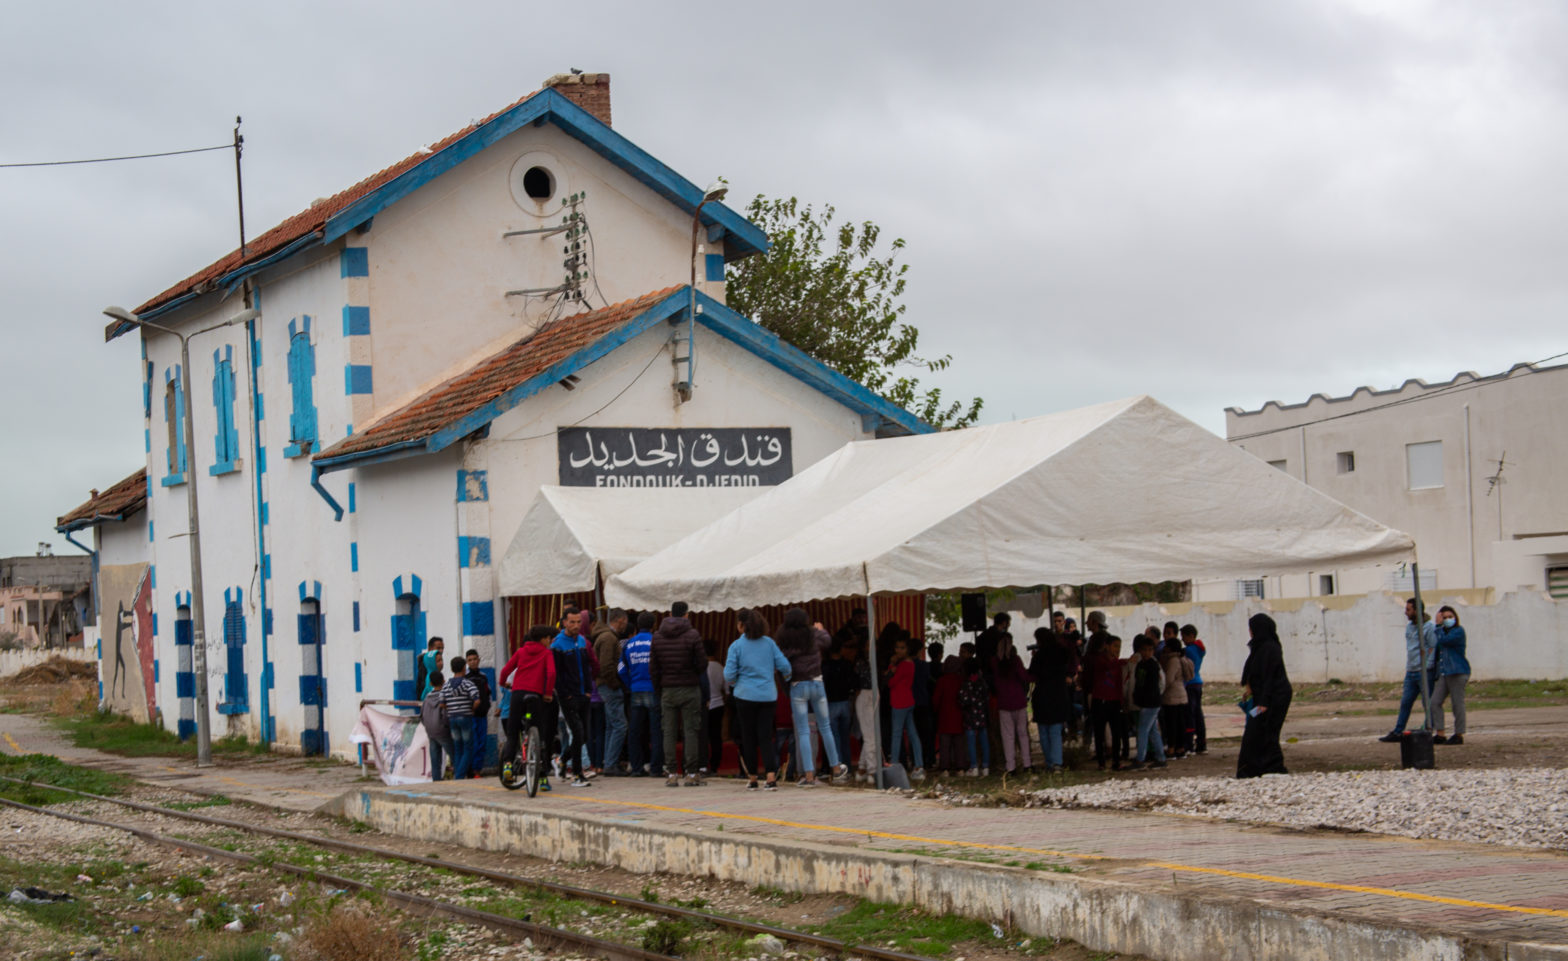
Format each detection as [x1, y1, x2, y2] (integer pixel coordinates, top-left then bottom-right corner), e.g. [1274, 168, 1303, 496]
[1411, 562, 1434, 727]
[865, 592, 884, 789]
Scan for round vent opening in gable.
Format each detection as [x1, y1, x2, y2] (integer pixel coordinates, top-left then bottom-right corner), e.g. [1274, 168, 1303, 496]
[509, 151, 569, 213]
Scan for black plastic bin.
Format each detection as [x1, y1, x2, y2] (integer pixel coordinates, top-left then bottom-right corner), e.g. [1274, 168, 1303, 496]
[1400, 730, 1435, 770]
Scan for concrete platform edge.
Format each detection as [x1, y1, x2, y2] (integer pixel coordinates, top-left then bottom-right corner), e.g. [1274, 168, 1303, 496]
[330, 787, 1532, 961]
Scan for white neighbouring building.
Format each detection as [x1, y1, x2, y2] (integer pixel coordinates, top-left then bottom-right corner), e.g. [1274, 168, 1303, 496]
[1207, 361, 1568, 603]
[80, 73, 928, 759]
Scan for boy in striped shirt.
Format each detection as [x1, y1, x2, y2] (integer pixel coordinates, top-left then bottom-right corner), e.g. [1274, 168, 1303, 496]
[442, 656, 481, 780]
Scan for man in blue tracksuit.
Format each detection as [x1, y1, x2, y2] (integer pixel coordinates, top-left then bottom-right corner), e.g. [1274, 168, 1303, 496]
[550, 609, 597, 786]
[618, 612, 663, 775]
[1380, 598, 1437, 742]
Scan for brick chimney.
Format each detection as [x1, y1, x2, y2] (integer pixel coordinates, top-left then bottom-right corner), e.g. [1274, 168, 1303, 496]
[542, 72, 611, 126]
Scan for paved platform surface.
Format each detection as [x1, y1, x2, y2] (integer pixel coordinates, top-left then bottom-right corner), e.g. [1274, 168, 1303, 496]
[390, 772, 1568, 947]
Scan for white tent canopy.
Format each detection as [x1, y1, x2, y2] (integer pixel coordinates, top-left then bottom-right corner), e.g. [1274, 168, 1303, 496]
[606, 395, 1416, 611]
[497, 486, 763, 597]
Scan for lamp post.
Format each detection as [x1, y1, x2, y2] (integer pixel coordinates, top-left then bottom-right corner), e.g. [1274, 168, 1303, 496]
[103, 305, 259, 767]
[679, 180, 727, 401]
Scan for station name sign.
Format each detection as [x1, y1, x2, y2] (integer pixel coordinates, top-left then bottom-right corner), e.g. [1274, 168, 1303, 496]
[557, 427, 793, 487]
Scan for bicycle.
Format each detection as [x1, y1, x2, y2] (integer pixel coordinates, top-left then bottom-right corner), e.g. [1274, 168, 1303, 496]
[499, 694, 548, 797]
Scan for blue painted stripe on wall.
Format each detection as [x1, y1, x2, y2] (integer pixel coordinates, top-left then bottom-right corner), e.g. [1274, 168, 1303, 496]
[257, 447, 267, 474]
[350, 542, 359, 573]
[342, 305, 371, 336]
[462, 601, 495, 637]
[260, 502, 269, 526]
[261, 554, 271, 580]
[148, 521, 154, 542]
[705, 252, 725, 282]
[150, 565, 156, 589]
[264, 608, 273, 637]
[457, 536, 491, 568]
[154, 659, 159, 683]
[352, 601, 360, 632]
[456, 469, 489, 502]
[340, 247, 369, 277]
[354, 662, 363, 693]
[345, 364, 374, 395]
[152, 612, 159, 636]
[347, 483, 356, 514]
[254, 391, 264, 421]
[144, 428, 150, 453]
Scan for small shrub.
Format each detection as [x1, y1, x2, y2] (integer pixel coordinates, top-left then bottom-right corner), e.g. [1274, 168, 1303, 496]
[297, 900, 405, 961]
[172, 875, 205, 897]
[641, 919, 692, 955]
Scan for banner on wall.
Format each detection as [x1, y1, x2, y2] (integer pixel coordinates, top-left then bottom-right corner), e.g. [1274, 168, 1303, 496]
[557, 427, 793, 488]
[350, 705, 432, 785]
[98, 562, 154, 723]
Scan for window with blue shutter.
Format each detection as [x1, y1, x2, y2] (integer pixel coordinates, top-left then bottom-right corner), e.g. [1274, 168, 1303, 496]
[218, 591, 248, 714]
[210, 346, 240, 475]
[284, 317, 318, 458]
[161, 373, 187, 487]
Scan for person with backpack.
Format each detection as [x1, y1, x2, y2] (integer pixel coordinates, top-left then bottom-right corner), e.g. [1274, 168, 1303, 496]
[992, 637, 1032, 775]
[550, 617, 599, 787]
[651, 602, 708, 786]
[421, 672, 453, 781]
[1127, 635, 1168, 770]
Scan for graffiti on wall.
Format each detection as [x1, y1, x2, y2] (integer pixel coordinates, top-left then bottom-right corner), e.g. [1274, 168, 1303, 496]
[99, 563, 155, 722]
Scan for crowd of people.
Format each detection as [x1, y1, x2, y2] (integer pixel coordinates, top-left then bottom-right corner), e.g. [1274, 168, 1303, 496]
[414, 601, 1299, 791]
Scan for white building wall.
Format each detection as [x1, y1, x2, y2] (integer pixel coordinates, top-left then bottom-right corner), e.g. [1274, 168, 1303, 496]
[1004, 589, 1568, 684]
[357, 123, 728, 417]
[1210, 364, 1568, 601]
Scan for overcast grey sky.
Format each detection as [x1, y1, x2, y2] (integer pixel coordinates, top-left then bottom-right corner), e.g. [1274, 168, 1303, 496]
[4, 1, 1565, 556]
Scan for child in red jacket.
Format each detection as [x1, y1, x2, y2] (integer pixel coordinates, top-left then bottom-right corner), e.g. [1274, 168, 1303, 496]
[932, 655, 967, 772]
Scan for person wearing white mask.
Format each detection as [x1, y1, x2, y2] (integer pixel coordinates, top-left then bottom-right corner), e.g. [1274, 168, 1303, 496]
[1430, 605, 1471, 746]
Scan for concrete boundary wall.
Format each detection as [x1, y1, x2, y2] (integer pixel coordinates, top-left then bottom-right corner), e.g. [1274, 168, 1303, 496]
[1005, 591, 1567, 685]
[0, 648, 93, 679]
[331, 789, 1564, 961]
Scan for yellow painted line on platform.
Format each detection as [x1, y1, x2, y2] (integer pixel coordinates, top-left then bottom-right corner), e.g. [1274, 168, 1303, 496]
[549, 794, 1568, 920]
[2, 732, 22, 754]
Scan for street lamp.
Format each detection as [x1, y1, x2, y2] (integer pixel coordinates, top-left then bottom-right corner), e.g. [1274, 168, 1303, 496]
[103, 304, 259, 767]
[680, 180, 728, 402]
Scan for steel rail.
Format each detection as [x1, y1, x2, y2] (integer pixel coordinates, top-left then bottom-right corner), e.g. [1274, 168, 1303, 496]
[0, 792, 671, 961]
[0, 775, 931, 961]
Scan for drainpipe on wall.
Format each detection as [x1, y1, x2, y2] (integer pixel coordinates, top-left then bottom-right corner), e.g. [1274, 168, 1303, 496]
[1463, 404, 1476, 588]
[63, 531, 99, 638]
[244, 284, 273, 745]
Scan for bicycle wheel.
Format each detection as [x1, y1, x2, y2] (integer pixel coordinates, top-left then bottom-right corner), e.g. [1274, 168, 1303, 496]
[525, 724, 544, 798]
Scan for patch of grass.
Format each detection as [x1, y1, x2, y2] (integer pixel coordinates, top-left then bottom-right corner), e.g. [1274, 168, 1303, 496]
[172, 875, 205, 897]
[811, 900, 1001, 957]
[639, 882, 660, 903]
[304, 899, 406, 961]
[0, 752, 135, 804]
[164, 794, 233, 811]
[9, 897, 91, 932]
[642, 918, 693, 955]
[53, 709, 274, 758]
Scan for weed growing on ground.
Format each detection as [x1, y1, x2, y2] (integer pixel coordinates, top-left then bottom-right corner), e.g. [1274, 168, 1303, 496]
[0, 752, 135, 804]
[810, 899, 1001, 957]
[301, 900, 406, 961]
[750, 883, 804, 904]
[164, 794, 233, 810]
[642, 918, 693, 954]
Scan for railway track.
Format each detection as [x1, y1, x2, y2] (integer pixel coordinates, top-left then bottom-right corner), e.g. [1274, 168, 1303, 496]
[0, 774, 933, 961]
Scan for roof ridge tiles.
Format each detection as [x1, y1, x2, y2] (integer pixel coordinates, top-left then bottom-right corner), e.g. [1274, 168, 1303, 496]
[131, 88, 543, 316]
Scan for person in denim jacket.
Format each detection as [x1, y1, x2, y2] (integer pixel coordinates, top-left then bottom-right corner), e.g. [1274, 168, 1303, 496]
[1430, 605, 1471, 745]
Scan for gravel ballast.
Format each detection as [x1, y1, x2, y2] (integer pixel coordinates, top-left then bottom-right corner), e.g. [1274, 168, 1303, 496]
[1025, 767, 1568, 850]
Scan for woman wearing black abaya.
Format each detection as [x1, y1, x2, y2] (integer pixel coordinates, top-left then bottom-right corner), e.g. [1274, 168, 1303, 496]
[1237, 613, 1293, 778]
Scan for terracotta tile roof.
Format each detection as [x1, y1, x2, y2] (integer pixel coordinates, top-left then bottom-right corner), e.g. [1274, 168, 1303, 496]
[131, 89, 545, 317]
[56, 468, 148, 531]
[314, 287, 684, 464]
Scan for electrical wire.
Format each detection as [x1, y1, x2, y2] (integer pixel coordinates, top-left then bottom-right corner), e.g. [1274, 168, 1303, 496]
[0, 143, 232, 168]
[1229, 349, 1568, 442]
[583, 218, 610, 309]
[494, 335, 671, 444]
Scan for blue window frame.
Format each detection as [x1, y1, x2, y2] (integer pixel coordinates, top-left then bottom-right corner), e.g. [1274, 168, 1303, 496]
[161, 371, 187, 487]
[218, 590, 249, 714]
[210, 345, 240, 475]
[285, 316, 318, 458]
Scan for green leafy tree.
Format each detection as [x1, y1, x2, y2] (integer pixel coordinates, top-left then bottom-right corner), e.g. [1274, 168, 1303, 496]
[726, 196, 983, 429]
